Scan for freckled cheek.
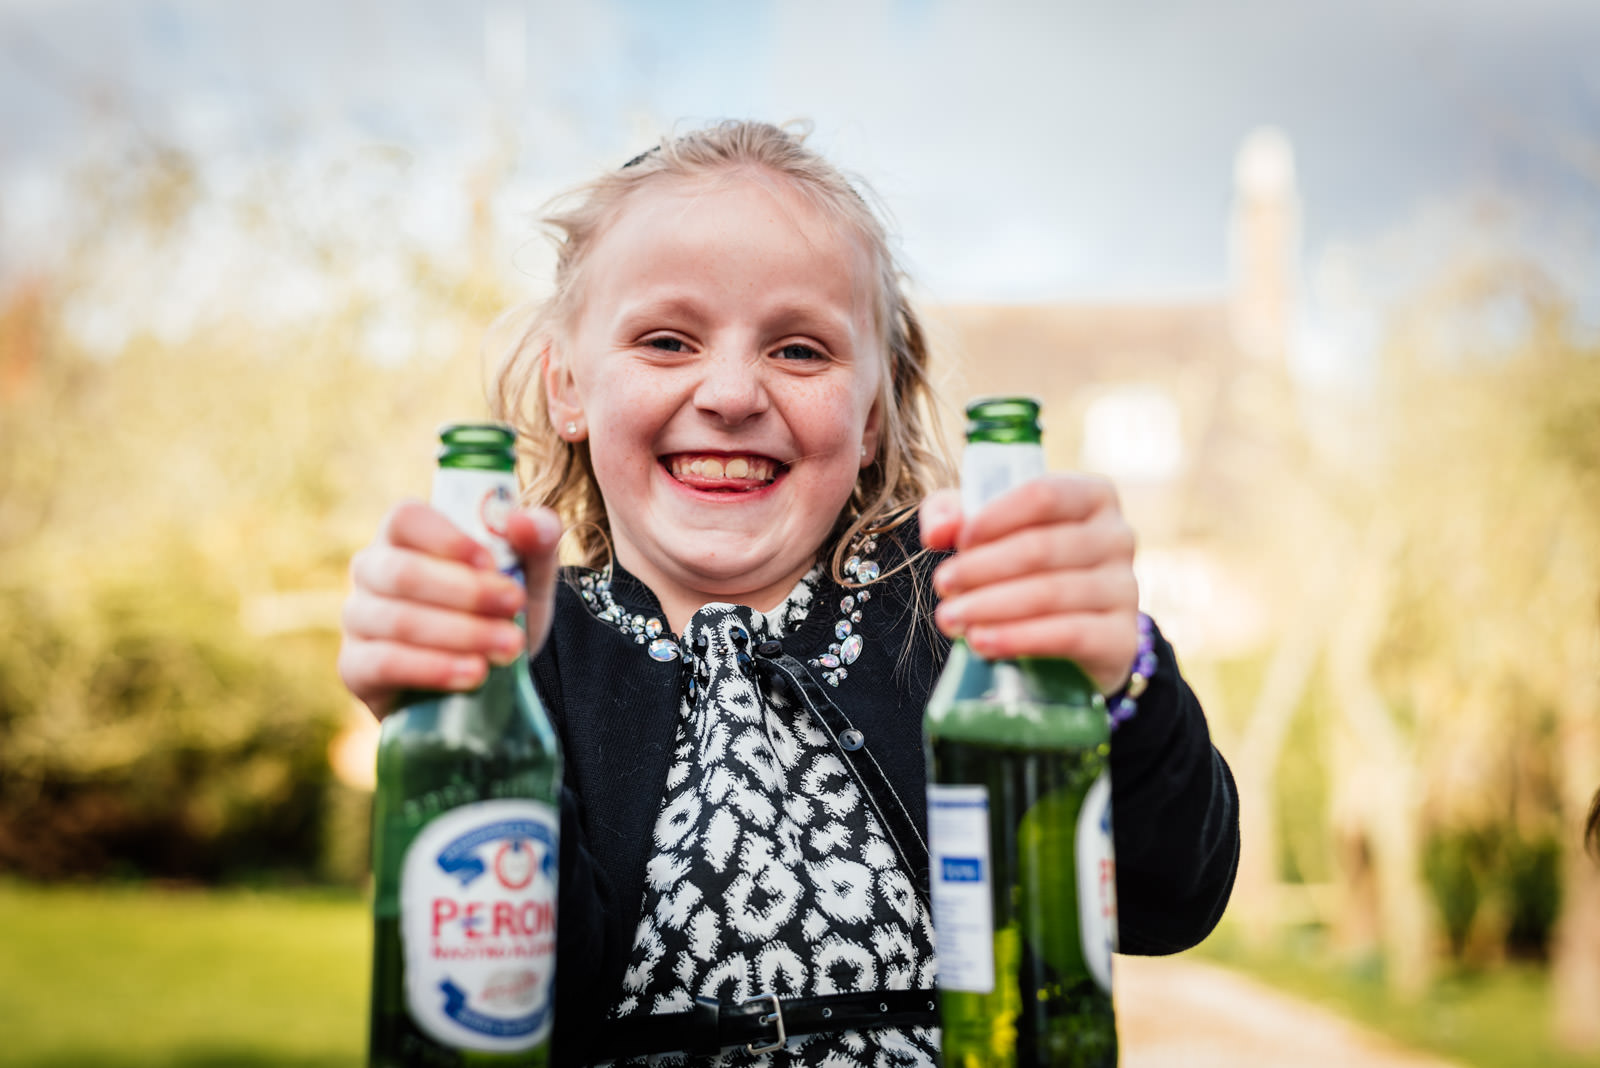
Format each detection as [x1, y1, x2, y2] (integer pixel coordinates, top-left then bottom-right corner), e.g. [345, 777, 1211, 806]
[586, 438, 658, 502]
[795, 382, 873, 439]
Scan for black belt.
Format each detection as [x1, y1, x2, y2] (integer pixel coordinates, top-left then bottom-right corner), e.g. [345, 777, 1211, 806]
[592, 989, 939, 1060]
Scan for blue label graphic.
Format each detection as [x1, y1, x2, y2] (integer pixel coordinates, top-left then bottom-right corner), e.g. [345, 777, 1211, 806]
[941, 857, 984, 882]
[435, 819, 557, 887]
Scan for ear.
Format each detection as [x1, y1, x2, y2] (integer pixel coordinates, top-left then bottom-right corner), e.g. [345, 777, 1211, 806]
[543, 343, 586, 441]
[860, 395, 883, 468]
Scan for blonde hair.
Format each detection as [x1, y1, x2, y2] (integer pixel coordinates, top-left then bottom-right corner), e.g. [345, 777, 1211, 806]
[490, 119, 954, 581]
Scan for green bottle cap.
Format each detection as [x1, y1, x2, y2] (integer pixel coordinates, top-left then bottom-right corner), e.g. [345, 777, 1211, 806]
[436, 422, 517, 471]
[964, 396, 1042, 444]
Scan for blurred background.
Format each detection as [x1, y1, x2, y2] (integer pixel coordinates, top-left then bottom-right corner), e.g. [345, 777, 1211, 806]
[1, 1, 1597, 1065]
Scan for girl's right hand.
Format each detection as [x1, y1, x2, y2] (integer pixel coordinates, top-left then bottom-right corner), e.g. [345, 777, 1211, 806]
[337, 499, 565, 721]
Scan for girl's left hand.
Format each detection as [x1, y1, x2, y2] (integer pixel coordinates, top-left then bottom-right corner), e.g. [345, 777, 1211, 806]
[919, 476, 1140, 695]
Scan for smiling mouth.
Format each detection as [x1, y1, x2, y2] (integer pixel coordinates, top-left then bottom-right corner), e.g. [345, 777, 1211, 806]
[665, 453, 783, 491]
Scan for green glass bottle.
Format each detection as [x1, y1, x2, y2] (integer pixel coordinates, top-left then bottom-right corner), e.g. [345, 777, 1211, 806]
[368, 423, 562, 1068]
[925, 397, 1118, 1068]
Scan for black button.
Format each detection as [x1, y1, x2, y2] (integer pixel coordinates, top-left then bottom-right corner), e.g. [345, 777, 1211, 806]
[757, 640, 783, 657]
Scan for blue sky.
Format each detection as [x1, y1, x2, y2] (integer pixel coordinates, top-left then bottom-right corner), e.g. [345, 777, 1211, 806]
[2, 0, 1596, 314]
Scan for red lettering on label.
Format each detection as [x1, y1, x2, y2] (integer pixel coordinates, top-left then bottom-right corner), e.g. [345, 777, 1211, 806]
[483, 969, 540, 1006]
[521, 901, 553, 936]
[429, 893, 554, 948]
[1100, 859, 1118, 922]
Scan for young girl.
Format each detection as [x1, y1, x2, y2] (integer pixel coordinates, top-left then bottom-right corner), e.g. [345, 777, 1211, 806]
[338, 121, 1239, 1066]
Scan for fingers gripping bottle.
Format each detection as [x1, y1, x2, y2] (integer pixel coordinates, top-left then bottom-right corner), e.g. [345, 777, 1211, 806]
[925, 398, 1118, 1068]
[369, 424, 561, 1068]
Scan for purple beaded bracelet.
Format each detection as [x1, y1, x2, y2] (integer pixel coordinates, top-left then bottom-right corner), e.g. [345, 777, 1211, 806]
[1109, 612, 1156, 730]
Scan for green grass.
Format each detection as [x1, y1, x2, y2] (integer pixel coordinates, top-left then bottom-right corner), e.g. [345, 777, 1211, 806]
[6, 882, 1600, 1068]
[1192, 923, 1600, 1068]
[0, 880, 369, 1067]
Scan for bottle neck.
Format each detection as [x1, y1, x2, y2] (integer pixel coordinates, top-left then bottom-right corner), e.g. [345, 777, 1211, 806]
[960, 440, 1046, 516]
[955, 438, 1099, 697]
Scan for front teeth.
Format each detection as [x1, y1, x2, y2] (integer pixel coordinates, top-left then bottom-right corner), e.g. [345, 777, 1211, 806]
[672, 456, 774, 481]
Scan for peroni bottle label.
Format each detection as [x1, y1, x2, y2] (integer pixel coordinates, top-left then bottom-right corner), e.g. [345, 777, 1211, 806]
[928, 784, 998, 993]
[1073, 773, 1115, 993]
[929, 774, 1115, 996]
[399, 798, 559, 1052]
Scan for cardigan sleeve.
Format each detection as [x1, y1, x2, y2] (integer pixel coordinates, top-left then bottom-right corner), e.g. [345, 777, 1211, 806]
[529, 606, 626, 1067]
[1109, 618, 1240, 955]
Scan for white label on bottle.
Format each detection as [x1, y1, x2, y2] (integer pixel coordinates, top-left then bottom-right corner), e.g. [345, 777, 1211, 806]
[927, 784, 995, 993]
[400, 799, 559, 1051]
[431, 468, 520, 576]
[960, 441, 1047, 517]
[1075, 772, 1117, 992]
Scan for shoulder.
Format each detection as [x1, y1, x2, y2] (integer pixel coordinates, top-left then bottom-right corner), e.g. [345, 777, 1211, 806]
[535, 567, 680, 718]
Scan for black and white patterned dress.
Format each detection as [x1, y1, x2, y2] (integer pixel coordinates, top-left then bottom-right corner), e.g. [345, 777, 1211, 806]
[595, 568, 940, 1067]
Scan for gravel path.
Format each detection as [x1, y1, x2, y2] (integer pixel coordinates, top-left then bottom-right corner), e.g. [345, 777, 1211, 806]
[1116, 955, 1465, 1067]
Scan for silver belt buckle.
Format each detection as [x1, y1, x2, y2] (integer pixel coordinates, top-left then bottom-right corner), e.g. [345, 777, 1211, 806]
[742, 991, 786, 1054]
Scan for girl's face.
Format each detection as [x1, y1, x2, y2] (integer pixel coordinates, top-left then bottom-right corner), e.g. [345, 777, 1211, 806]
[547, 173, 884, 629]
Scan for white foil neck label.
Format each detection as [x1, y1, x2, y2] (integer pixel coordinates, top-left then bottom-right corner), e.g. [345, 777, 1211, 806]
[927, 784, 996, 993]
[1076, 772, 1117, 992]
[400, 799, 559, 1051]
[432, 468, 520, 577]
[961, 441, 1047, 517]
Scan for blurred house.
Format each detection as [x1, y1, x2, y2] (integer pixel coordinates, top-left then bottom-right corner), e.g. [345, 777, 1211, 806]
[928, 129, 1310, 662]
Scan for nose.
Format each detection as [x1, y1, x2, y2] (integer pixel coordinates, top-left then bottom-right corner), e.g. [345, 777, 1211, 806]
[692, 347, 770, 426]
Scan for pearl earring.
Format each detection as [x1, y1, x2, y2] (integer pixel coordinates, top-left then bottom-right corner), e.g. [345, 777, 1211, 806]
[565, 422, 578, 437]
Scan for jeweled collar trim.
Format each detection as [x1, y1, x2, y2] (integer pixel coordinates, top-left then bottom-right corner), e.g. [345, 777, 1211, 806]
[575, 571, 681, 662]
[572, 534, 886, 688]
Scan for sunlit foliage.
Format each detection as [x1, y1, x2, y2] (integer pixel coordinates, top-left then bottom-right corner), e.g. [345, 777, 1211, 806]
[0, 141, 512, 882]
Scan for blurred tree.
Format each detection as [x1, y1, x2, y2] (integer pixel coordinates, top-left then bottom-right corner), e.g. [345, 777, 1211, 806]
[0, 133, 522, 883]
[1219, 371, 1435, 997]
[1221, 239, 1598, 1023]
[1370, 259, 1600, 1047]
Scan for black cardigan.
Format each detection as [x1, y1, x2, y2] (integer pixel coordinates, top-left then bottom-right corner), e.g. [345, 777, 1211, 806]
[533, 535, 1239, 1065]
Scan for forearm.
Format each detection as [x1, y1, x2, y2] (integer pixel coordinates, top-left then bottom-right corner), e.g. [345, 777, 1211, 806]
[1109, 622, 1241, 955]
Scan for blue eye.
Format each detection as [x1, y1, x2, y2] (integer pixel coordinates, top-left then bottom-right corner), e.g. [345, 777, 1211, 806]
[647, 337, 687, 352]
[776, 343, 823, 361]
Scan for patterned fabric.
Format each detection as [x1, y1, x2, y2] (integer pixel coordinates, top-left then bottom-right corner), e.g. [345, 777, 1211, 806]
[598, 569, 939, 1067]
